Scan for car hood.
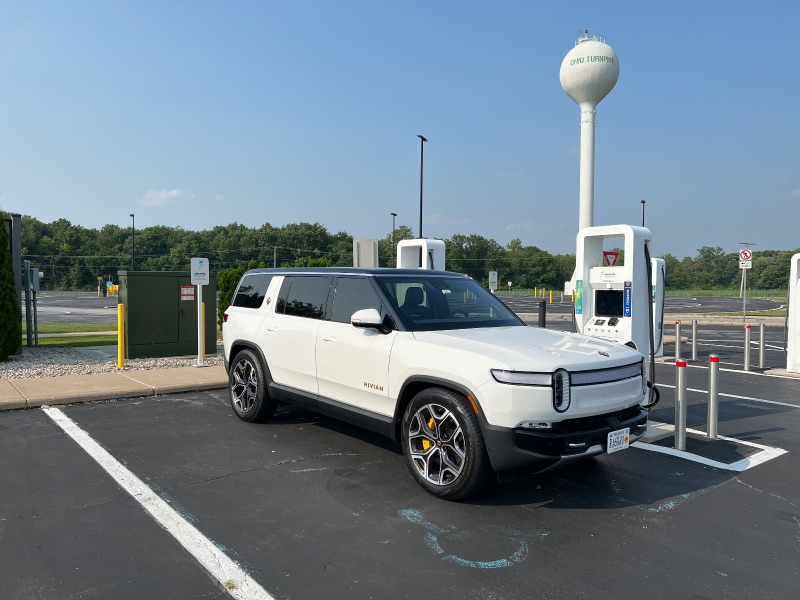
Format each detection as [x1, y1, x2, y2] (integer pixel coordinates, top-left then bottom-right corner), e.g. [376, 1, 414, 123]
[412, 326, 642, 372]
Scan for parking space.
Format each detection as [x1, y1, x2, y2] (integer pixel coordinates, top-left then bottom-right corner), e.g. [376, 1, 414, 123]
[4, 292, 798, 598]
[2, 372, 798, 599]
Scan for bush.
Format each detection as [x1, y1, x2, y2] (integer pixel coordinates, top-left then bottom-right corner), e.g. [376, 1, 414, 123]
[217, 267, 244, 328]
[0, 212, 22, 359]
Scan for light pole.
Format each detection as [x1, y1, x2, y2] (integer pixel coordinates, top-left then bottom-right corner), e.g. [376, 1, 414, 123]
[390, 212, 397, 267]
[640, 199, 646, 227]
[129, 213, 135, 271]
[417, 135, 427, 238]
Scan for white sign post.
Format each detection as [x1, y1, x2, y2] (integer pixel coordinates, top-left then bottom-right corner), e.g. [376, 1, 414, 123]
[488, 271, 498, 293]
[739, 249, 753, 323]
[191, 257, 210, 366]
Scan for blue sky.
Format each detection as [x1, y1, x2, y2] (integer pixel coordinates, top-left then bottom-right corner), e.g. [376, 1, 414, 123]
[2, 1, 798, 259]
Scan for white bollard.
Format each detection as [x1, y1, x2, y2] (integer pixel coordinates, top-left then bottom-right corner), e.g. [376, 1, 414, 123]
[744, 324, 751, 372]
[675, 321, 682, 361]
[707, 355, 719, 440]
[675, 360, 688, 451]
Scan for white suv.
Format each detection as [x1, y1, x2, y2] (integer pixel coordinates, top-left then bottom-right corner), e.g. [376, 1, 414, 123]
[222, 268, 648, 500]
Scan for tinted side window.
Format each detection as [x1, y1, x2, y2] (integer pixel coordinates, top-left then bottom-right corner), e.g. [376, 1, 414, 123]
[232, 274, 274, 309]
[330, 277, 383, 324]
[278, 276, 332, 320]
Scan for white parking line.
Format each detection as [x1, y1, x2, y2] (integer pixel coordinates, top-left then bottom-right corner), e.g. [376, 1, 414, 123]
[656, 383, 799, 408]
[634, 428, 787, 472]
[42, 406, 275, 600]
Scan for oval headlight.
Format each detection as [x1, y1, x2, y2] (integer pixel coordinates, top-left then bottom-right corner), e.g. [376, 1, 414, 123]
[553, 369, 571, 413]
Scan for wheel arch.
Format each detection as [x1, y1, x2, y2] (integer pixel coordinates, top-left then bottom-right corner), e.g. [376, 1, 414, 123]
[392, 376, 483, 442]
[227, 340, 273, 383]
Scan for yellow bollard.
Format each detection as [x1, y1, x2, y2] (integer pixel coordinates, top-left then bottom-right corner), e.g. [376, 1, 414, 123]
[117, 304, 125, 369]
[550, 290, 553, 303]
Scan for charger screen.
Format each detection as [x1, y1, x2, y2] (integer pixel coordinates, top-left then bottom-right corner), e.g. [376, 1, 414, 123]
[595, 290, 624, 317]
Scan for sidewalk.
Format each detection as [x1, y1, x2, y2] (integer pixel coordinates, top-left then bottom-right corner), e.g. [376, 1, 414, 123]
[1, 343, 228, 412]
[0, 365, 228, 411]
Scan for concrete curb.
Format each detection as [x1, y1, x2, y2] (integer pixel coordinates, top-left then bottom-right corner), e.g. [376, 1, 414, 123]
[0, 365, 228, 411]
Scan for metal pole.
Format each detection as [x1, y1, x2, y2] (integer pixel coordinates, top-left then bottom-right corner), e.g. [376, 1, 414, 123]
[538, 300, 546, 328]
[273, 246, 277, 268]
[691, 319, 698, 361]
[707, 354, 719, 440]
[675, 360, 688, 451]
[391, 212, 397, 267]
[129, 213, 135, 271]
[32, 288, 38, 347]
[675, 320, 682, 361]
[196, 283, 205, 367]
[759, 322, 765, 369]
[641, 199, 645, 226]
[23, 260, 32, 347]
[417, 135, 427, 239]
[744, 324, 751, 371]
[742, 266, 747, 324]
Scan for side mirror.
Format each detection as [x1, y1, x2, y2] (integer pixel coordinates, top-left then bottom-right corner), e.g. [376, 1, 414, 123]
[351, 308, 392, 334]
[351, 308, 382, 328]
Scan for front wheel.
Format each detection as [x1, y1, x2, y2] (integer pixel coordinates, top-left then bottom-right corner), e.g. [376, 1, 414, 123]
[228, 349, 277, 423]
[401, 387, 493, 500]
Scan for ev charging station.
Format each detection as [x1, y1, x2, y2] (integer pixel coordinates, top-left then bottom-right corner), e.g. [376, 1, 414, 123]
[787, 253, 800, 373]
[397, 239, 446, 270]
[573, 224, 666, 368]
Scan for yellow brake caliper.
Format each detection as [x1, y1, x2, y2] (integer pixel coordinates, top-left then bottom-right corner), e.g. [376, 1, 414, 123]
[421, 417, 436, 450]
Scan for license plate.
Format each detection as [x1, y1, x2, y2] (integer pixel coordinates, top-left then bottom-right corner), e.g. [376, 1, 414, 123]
[607, 428, 630, 454]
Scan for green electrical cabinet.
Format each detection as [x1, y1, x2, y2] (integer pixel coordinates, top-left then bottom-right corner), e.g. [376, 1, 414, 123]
[118, 271, 218, 359]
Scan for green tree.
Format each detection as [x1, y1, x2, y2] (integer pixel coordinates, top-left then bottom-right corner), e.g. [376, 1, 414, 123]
[1, 212, 22, 359]
[217, 267, 244, 328]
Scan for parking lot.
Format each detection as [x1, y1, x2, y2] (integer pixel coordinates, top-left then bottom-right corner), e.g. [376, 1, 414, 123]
[3, 293, 798, 599]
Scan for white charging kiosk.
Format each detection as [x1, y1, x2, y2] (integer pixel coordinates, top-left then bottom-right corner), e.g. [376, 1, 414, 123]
[787, 253, 800, 373]
[574, 225, 665, 362]
[397, 239, 446, 270]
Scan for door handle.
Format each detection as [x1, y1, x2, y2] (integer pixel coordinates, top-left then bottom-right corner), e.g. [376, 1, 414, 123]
[321, 336, 336, 342]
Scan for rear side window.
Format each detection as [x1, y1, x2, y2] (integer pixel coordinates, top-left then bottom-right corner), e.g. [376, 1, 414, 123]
[232, 274, 274, 309]
[330, 277, 383, 324]
[277, 276, 332, 320]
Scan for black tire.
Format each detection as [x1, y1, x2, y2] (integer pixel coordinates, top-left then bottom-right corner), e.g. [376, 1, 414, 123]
[228, 349, 277, 423]
[401, 387, 493, 500]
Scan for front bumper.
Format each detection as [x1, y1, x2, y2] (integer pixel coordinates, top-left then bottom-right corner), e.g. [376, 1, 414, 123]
[479, 404, 648, 474]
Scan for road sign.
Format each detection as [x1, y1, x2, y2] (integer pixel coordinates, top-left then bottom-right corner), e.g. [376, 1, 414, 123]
[488, 271, 498, 291]
[603, 251, 620, 266]
[190, 257, 210, 286]
[739, 249, 752, 261]
[740, 260, 752, 269]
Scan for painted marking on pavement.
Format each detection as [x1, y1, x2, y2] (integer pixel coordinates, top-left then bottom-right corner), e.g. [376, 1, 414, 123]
[399, 508, 535, 569]
[634, 428, 787, 472]
[658, 383, 799, 408]
[42, 406, 274, 600]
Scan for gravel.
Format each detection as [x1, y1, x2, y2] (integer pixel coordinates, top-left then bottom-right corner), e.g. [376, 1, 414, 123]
[1, 346, 225, 380]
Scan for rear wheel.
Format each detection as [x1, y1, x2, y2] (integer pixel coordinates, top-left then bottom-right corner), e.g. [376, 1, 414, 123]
[228, 349, 277, 423]
[401, 387, 493, 500]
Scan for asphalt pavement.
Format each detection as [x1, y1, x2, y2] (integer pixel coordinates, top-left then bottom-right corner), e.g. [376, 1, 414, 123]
[3, 291, 798, 599]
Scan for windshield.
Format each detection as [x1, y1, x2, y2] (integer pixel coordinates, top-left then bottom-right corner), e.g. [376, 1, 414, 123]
[376, 274, 524, 331]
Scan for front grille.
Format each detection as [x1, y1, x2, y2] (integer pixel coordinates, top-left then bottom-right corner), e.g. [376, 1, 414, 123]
[570, 361, 642, 386]
[557, 405, 643, 433]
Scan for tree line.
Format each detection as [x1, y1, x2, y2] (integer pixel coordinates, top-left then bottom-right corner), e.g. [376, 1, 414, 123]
[15, 215, 799, 292]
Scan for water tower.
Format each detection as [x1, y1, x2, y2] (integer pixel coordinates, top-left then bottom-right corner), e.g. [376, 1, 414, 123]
[560, 31, 620, 232]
